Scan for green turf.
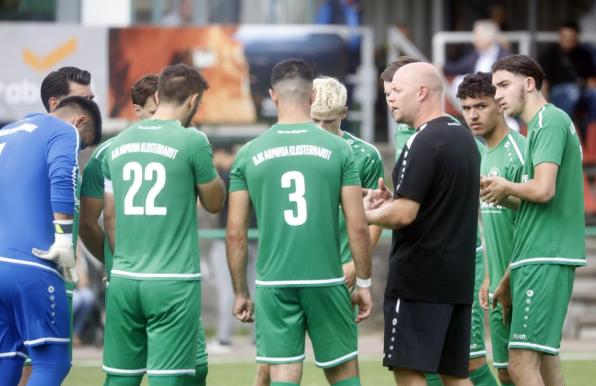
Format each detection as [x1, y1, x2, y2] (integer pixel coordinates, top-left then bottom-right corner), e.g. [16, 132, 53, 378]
[64, 360, 596, 385]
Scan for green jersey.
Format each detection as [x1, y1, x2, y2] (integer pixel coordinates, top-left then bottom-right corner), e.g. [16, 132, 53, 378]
[102, 119, 218, 280]
[480, 130, 526, 292]
[511, 104, 586, 268]
[394, 123, 416, 161]
[229, 123, 361, 287]
[80, 138, 115, 280]
[339, 131, 384, 264]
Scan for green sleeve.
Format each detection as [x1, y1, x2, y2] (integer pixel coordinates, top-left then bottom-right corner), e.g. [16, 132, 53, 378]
[101, 152, 111, 181]
[189, 132, 218, 185]
[532, 119, 566, 167]
[229, 145, 249, 192]
[80, 156, 104, 199]
[360, 150, 384, 189]
[342, 146, 361, 187]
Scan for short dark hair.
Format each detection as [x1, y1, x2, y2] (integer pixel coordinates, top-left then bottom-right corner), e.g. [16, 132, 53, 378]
[456, 72, 496, 99]
[491, 55, 545, 91]
[380, 56, 421, 82]
[55, 96, 102, 146]
[40, 66, 91, 112]
[270, 59, 314, 87]
[131, 74, 158, 106]
[559, 20, 580, 33]
[157, 64, 209, 105]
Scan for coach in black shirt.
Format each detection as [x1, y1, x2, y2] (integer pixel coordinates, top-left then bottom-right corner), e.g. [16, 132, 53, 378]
[365, 62, 480, 386]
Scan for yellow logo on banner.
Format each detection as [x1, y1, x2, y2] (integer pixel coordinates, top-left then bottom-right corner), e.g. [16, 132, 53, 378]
[22, 38, 77, 72]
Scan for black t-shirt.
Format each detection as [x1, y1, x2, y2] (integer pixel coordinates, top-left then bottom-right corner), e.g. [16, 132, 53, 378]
[539, 44, 596, 86]
[386, 116, 480, 305]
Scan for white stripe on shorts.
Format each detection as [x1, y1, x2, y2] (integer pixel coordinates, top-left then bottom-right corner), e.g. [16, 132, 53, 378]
[0, 351, 28, 359]
[508, 341, 559, 354]
[24, 337, 70, 346]
[256, 354, 305, 363]
[103, 365, 146, 375]
[314, 351, 358, 368]
[146, 369, 196, 376]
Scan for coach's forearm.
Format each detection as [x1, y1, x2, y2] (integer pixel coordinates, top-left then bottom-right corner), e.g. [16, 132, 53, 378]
[368, 224, 383, 250]
[226, 229, 249, 296]
[366, 200, 411, 229]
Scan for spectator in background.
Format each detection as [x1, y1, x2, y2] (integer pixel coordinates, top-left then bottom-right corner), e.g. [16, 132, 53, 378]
[162, 0, 193, 25]
[443, 19, 510, 77]
[539, 20, 596, 137]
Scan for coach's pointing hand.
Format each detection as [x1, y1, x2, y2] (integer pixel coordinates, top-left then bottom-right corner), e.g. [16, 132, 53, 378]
[233, 294, 254, 323]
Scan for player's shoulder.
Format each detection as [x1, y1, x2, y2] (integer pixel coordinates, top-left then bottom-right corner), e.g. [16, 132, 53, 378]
[90, 137, 116, 161]
[506, 129, 527, 148]
[536, 104, 573, 131]
[343, 131, 382, 160]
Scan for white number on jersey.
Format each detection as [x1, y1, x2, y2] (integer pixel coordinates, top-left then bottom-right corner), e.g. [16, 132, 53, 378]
[281, 171, 307, 226]
[123, 161, 167, 216]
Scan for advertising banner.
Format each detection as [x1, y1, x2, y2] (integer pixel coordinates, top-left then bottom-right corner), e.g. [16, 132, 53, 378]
[0, 23, 108, 122]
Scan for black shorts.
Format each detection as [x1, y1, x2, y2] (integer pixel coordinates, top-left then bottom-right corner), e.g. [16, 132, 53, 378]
[383, 297, 471, 378]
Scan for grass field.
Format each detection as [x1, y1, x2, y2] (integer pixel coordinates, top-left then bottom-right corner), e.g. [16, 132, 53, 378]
[64, 360, 596, 385]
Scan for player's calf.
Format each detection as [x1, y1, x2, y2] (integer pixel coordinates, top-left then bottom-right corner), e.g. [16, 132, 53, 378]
[27, 344, 70, 386]
[323, 358, 360, 385]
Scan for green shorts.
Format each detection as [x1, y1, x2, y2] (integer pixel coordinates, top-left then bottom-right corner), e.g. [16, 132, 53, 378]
[469, 250, 487, 358]
[488, 300, 510, 369]
[509, 264, 575, 355]
[103, 277, 202, 377]
[255, 285, 357, 368]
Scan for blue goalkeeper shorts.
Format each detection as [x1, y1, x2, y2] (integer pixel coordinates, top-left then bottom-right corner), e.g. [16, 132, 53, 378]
[0, 261, 70, 359]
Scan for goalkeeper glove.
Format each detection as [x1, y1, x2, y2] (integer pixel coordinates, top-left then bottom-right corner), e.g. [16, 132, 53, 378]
[32, 220, 78, 283]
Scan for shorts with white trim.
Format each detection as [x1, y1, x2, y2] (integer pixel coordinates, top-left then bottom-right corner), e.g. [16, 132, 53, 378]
[383, 297, 471, 378]
[103, 277, 201, 377]
[469, 250, 487, 358]
[508, 264, 574, 355]
[255, 285, 358, 368]
[0, 262, 70, 359]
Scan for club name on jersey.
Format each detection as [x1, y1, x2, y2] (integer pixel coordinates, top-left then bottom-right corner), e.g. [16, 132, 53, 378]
[111, 142, 179, 161]
[480, 201, 504, 210]
[252, 145, 332, 166]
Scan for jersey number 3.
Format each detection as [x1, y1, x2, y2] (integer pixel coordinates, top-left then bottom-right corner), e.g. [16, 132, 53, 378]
[123, 162, 167, 216]
[281, 171, 307, 226]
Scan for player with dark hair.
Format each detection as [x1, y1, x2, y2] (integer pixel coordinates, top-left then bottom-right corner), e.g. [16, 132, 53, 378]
[40, 66, 94, 113]
[101, 63, 225, 386]
[131, 74, 159, 119]
[226, 58, 373, 386]
[482, 55, 585, 386]
[0, 97, 101, 386]
[458, 72, 526, 386]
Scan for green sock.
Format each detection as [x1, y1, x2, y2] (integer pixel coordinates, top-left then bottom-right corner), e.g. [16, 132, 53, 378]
[332, 376, 361, 386]
[470, 364, 498, 386]
[426, 373, 444, 386]
[500, 383, 514, 386]
[271, 382, 299, 386]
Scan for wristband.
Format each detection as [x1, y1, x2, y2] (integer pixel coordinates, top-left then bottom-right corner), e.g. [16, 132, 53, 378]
[54, 219, 73, 235]
[356, 277, 372, 288]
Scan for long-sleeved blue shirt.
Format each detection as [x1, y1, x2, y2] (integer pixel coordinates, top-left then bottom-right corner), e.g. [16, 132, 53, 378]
[0, 113, 79, 271]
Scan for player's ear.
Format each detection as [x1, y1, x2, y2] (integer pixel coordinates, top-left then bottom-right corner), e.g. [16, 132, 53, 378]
[309, 87, 317, 106]
[340, 106, 349, 120]
[154, 91, 160, 106]
[132, 104, 141, 117]
[525, 76, 536, 92]
[74, 115, 88, 129]
[48, 97, 60, 112]
[269, 88, 278, 106]
[418, 85, 428, 101]
[190, 93, 202, 109]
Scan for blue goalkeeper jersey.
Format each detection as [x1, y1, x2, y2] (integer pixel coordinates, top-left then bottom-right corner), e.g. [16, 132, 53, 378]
[0, 113, 79, 272]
